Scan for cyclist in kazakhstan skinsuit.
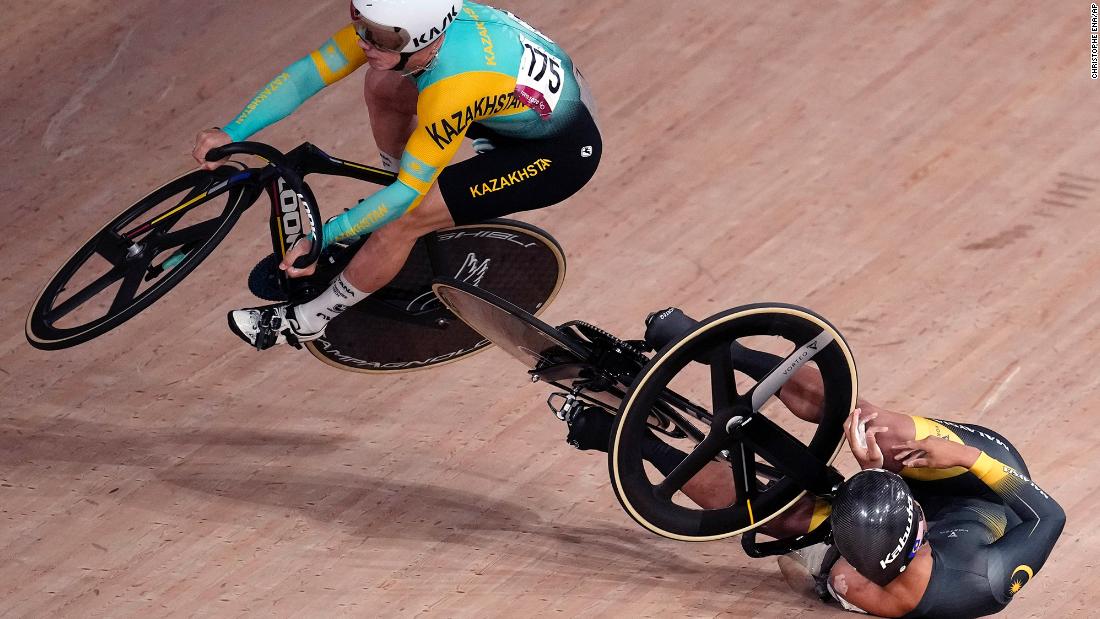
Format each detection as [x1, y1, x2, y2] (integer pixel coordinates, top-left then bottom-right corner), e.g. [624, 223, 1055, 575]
[194, 1, 601, 349]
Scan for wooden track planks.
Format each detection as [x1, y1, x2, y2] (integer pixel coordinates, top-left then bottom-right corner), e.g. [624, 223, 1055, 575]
[1, 1, 1096, 616]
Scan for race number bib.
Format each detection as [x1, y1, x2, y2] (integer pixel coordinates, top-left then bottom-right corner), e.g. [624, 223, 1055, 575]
[515, 35, 564, 120]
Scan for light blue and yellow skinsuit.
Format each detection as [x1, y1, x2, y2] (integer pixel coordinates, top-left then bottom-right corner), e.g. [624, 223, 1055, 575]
[221, 2, 591, 248]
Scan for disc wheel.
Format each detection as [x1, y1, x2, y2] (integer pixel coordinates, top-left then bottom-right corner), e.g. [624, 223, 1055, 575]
[26, 164, 249, 350]
[609, 303, 858, 541]
[306, 220, 567, 374]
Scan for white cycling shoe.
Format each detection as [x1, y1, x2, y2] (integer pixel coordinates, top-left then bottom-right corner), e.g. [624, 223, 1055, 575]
[777, 541, 840, 601]
[227, 302, 324, 350]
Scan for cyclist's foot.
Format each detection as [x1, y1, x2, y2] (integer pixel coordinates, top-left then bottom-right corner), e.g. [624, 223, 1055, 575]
[566, 405, 614, 451]
[563, 406, 690, 477]
[227, 302, 324, 350]
[776, 542, 840, 601]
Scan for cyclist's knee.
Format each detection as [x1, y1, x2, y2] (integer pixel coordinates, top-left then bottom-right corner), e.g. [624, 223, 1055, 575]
[863, 407, 917, 471]
[759, 494, 824, 539]
[369, 200, 451, 247]
[363, 69, 417, 114]
[368, 215, 418, 247]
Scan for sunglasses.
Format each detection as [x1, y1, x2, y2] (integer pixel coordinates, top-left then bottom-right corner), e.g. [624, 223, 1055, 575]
[350, 5, 410, 53]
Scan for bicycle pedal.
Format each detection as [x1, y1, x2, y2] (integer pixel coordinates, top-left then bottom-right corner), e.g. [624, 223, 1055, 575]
[547, 392, 580, 421]
[145, 246, 194, 282]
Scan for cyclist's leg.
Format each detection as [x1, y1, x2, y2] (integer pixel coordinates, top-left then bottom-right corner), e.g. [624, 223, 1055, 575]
[746, 354, 924, 475]
[674, 462, 831, 540]
[228, 186, 454, 349]
[241, 105, 601, 349]
[326, 102, 603, 305]
[341, 185, 455, 292]
[660, 460, 830, 539]
[279, 186, 453, 334]
[363, 68, 418, 168]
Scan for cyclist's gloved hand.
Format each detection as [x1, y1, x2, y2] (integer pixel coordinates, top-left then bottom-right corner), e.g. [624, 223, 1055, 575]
[193, 127, 233, 171]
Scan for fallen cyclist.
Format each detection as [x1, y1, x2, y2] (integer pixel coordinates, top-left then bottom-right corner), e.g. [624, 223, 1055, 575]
[567, 315, 1064, 618]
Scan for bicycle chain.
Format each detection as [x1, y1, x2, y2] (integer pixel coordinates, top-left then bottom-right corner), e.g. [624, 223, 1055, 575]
[562, 320, 650, 363]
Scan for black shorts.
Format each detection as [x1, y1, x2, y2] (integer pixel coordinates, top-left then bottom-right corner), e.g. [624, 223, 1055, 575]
[437, 107, 602, 225]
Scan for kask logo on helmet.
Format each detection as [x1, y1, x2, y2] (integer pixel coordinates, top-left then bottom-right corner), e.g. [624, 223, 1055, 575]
[411, 5, 460, 49]
[351, 0, 460, 53]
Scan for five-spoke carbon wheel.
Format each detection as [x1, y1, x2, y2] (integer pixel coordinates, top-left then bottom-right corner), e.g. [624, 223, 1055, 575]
[26, 164, 248, 350]
[609, 303, 858, 541]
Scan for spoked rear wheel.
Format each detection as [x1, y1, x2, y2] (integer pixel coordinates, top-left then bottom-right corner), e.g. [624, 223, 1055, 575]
[609, 303, 858, 541]
[26, 164, 250, 350]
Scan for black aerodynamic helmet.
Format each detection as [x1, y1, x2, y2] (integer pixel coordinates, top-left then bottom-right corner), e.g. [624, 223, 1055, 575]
[830, 469, 925, 586]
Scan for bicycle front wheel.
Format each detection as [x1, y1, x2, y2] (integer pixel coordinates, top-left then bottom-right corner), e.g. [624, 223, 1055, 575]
[609, 303, 858, 541]
[26, 164, 252, 350]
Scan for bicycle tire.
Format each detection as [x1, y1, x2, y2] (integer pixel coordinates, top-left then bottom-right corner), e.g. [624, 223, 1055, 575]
[26, 164, 250, 350]
[609, 303, 858, 541]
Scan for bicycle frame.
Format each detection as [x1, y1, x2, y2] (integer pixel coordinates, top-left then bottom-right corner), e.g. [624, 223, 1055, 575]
[122, 142, 393, 257]
[258, 143, 396, 264]
[28, 139, 567, 357]
[117, 142, 397, 303]
[432, 281, 850, 556]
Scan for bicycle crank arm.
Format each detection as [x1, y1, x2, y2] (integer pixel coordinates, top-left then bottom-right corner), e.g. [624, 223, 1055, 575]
[145, 241, 202, 281]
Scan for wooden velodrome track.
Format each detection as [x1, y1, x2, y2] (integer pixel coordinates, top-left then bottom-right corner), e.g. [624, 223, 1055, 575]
[2, 1, 1097, 616]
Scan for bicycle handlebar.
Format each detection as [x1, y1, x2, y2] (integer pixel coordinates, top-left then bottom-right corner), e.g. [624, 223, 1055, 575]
[207, 141, 287, 166]
[206, 142, 324, 270]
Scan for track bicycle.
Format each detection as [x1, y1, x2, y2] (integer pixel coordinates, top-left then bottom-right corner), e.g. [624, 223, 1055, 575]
[26, 141, 565, 373]
[432, 280, 858, 555]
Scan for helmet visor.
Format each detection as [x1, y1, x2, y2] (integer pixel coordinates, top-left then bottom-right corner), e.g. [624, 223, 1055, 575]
[351, 5, 411, 52]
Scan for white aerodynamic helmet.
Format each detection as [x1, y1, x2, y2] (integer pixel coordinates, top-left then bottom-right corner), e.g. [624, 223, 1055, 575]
[350, 0, 463, 54]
